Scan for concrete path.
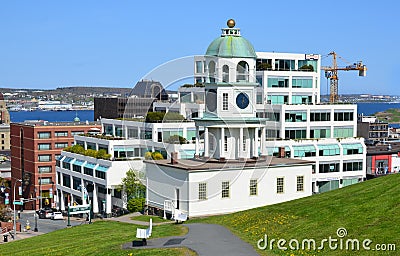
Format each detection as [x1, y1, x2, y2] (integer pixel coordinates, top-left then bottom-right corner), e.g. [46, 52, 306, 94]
[109, 212, 175, 226]
[123, 223, 259, 256]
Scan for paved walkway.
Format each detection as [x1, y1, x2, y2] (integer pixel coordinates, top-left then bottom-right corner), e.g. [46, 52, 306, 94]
[122, 222, 259, 256]
[109, 212, 175, 226]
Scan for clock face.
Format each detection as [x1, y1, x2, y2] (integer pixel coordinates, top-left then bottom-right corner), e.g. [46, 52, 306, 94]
[236, 92, 249, 109]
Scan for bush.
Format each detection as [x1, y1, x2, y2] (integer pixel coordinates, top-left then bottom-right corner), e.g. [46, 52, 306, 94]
[144, 151, 164, 160]
[63, 144, 111, 160]
[151, 152, 164, 160]
[127, 198, 145, 213]
[167, 135, 187, 144]
[145, 112, 185, 122]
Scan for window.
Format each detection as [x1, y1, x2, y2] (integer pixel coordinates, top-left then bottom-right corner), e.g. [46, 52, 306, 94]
[298, 60, 317, 72]
[222, 65, 229, 82]
[236, 61, 249, 82]
[343, 161, 363, 172]
[276, 177, 284, 194]
[37, 132, 51, 139]
[293, 145, 316, 157]
[72, 164, 81, 173]
[342, 144, 363, 155]
[267, 77, 289, 88]
[333, 127, 354, 138]
[267, 95, 288, 105]
[250, 179, 257, 196]
[73, 177, 81, 191]
[71, 131, 84, 136]
[55, 131, 68, 137]
[292, 77, 313, 88]
[84, 167, 93, 176]
[310, 128, 331, 139]
[243, 136, 246, 151]
[310, 112, 331, 121]
[62, 174, 71, 188]
[198, 183, 207, 200]
[224, 136, 228, 151]
[38, 143, 51, 150]
[285, 111, 307, 122]
[222, 93, 228, 110]
[39, 178, 52, 185]
[319, 162, 340, 173]
[114, 189, 122, 199]
[318, 144, 340, 156]
[292, 95, 312, 105]
[297, 176, 304, 192]
[62, 162, 70, 170]
[275, 59, 295, 71]
[195, 61, 203, 73]
[55, 142, 69, 149]
[38, 155, 51, 162]
[256, 92, 263, 104]
[95, 170, 106, 179]
[334, 111, 354, 121]
[285, 129, 307, 139]
[222, 181, 230, 198]
[1, 134, 4, 138]
[38, 166, 51, 173]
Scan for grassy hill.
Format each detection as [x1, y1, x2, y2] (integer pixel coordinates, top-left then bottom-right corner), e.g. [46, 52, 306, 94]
[0, 221, 191, 256]
[1, 175, 399, 256]
[192, 174, 400, 255]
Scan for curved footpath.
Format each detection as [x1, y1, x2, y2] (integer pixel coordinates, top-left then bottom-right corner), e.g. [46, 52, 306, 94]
[113, 214, 259, 256]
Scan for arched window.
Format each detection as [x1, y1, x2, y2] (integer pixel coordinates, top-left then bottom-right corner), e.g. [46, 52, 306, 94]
[237, 61, 249, 82]
[208, 61, 216, 83]
[222, 65, 229, 83]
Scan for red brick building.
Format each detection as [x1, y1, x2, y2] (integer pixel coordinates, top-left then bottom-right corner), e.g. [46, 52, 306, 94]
[10, 121, 100, 210]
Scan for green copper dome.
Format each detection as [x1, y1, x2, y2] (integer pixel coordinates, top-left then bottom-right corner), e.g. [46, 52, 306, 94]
[205, 21, 256, 58]
[206, 36, 256, 58]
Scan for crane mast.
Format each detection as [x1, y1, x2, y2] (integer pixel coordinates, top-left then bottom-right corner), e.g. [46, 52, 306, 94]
[321, 51, 367, 103]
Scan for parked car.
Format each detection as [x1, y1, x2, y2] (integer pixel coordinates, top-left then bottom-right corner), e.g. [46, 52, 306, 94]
[37, 208, 53, 219]
[51, 212, 64, 220]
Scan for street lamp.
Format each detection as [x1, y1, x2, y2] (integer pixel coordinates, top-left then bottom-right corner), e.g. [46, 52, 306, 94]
[13, 179, 22, 239]
[33, 188, 38, 232]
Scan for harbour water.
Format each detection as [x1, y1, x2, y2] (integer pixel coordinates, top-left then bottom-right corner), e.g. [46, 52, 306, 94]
[9, 110, 94, 123]
[7, 103, 400, 123]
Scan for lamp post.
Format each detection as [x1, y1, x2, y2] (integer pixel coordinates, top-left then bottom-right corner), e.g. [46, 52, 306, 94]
[13, 179, 22, 239]
[33, 188, 38, 232]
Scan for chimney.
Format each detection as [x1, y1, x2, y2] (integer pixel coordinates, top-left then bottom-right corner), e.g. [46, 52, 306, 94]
[279, 147, 285, 158]
[171, 152, 178, 165]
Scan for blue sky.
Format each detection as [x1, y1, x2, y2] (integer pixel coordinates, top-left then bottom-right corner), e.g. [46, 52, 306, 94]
[0, 1, 398, 94]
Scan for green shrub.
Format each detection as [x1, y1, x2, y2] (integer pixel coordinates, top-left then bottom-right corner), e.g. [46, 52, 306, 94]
[144, 151, 164, 160]
[127, 198, 145, 213]
[167, 135, 187, 144]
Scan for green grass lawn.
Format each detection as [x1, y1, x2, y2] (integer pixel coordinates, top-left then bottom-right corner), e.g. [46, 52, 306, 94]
[131, 215, 170, 223]
[0, 221, 189, 256]
[191, 174, 400, 256]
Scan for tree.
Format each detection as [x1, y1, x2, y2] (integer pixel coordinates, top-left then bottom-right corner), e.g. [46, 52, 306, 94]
[120, 169, 146, 213]
[121, 169, 146, 200]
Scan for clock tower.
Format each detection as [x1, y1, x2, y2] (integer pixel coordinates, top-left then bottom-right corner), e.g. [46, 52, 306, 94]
[194, 19, 268, 160]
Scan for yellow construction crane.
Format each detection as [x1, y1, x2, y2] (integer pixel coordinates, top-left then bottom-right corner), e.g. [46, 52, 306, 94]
[321, 51, 367, 103]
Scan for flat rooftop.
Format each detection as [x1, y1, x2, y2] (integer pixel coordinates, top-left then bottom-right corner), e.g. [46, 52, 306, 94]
[145, 157, 314, 171]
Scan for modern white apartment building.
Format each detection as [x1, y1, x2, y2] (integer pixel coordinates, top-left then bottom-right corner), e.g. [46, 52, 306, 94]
[55, 118, 200, 215]
[193, 26, 366, 193]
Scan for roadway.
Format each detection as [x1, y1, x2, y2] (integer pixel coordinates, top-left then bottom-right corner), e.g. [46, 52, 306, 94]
[18, 210, 86, 234]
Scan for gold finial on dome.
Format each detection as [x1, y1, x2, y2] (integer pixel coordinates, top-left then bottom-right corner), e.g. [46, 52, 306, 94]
[227, 19, 235, 28]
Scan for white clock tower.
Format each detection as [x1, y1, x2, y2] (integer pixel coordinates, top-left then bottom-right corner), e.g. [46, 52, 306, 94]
[194, 19, 268, 160]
